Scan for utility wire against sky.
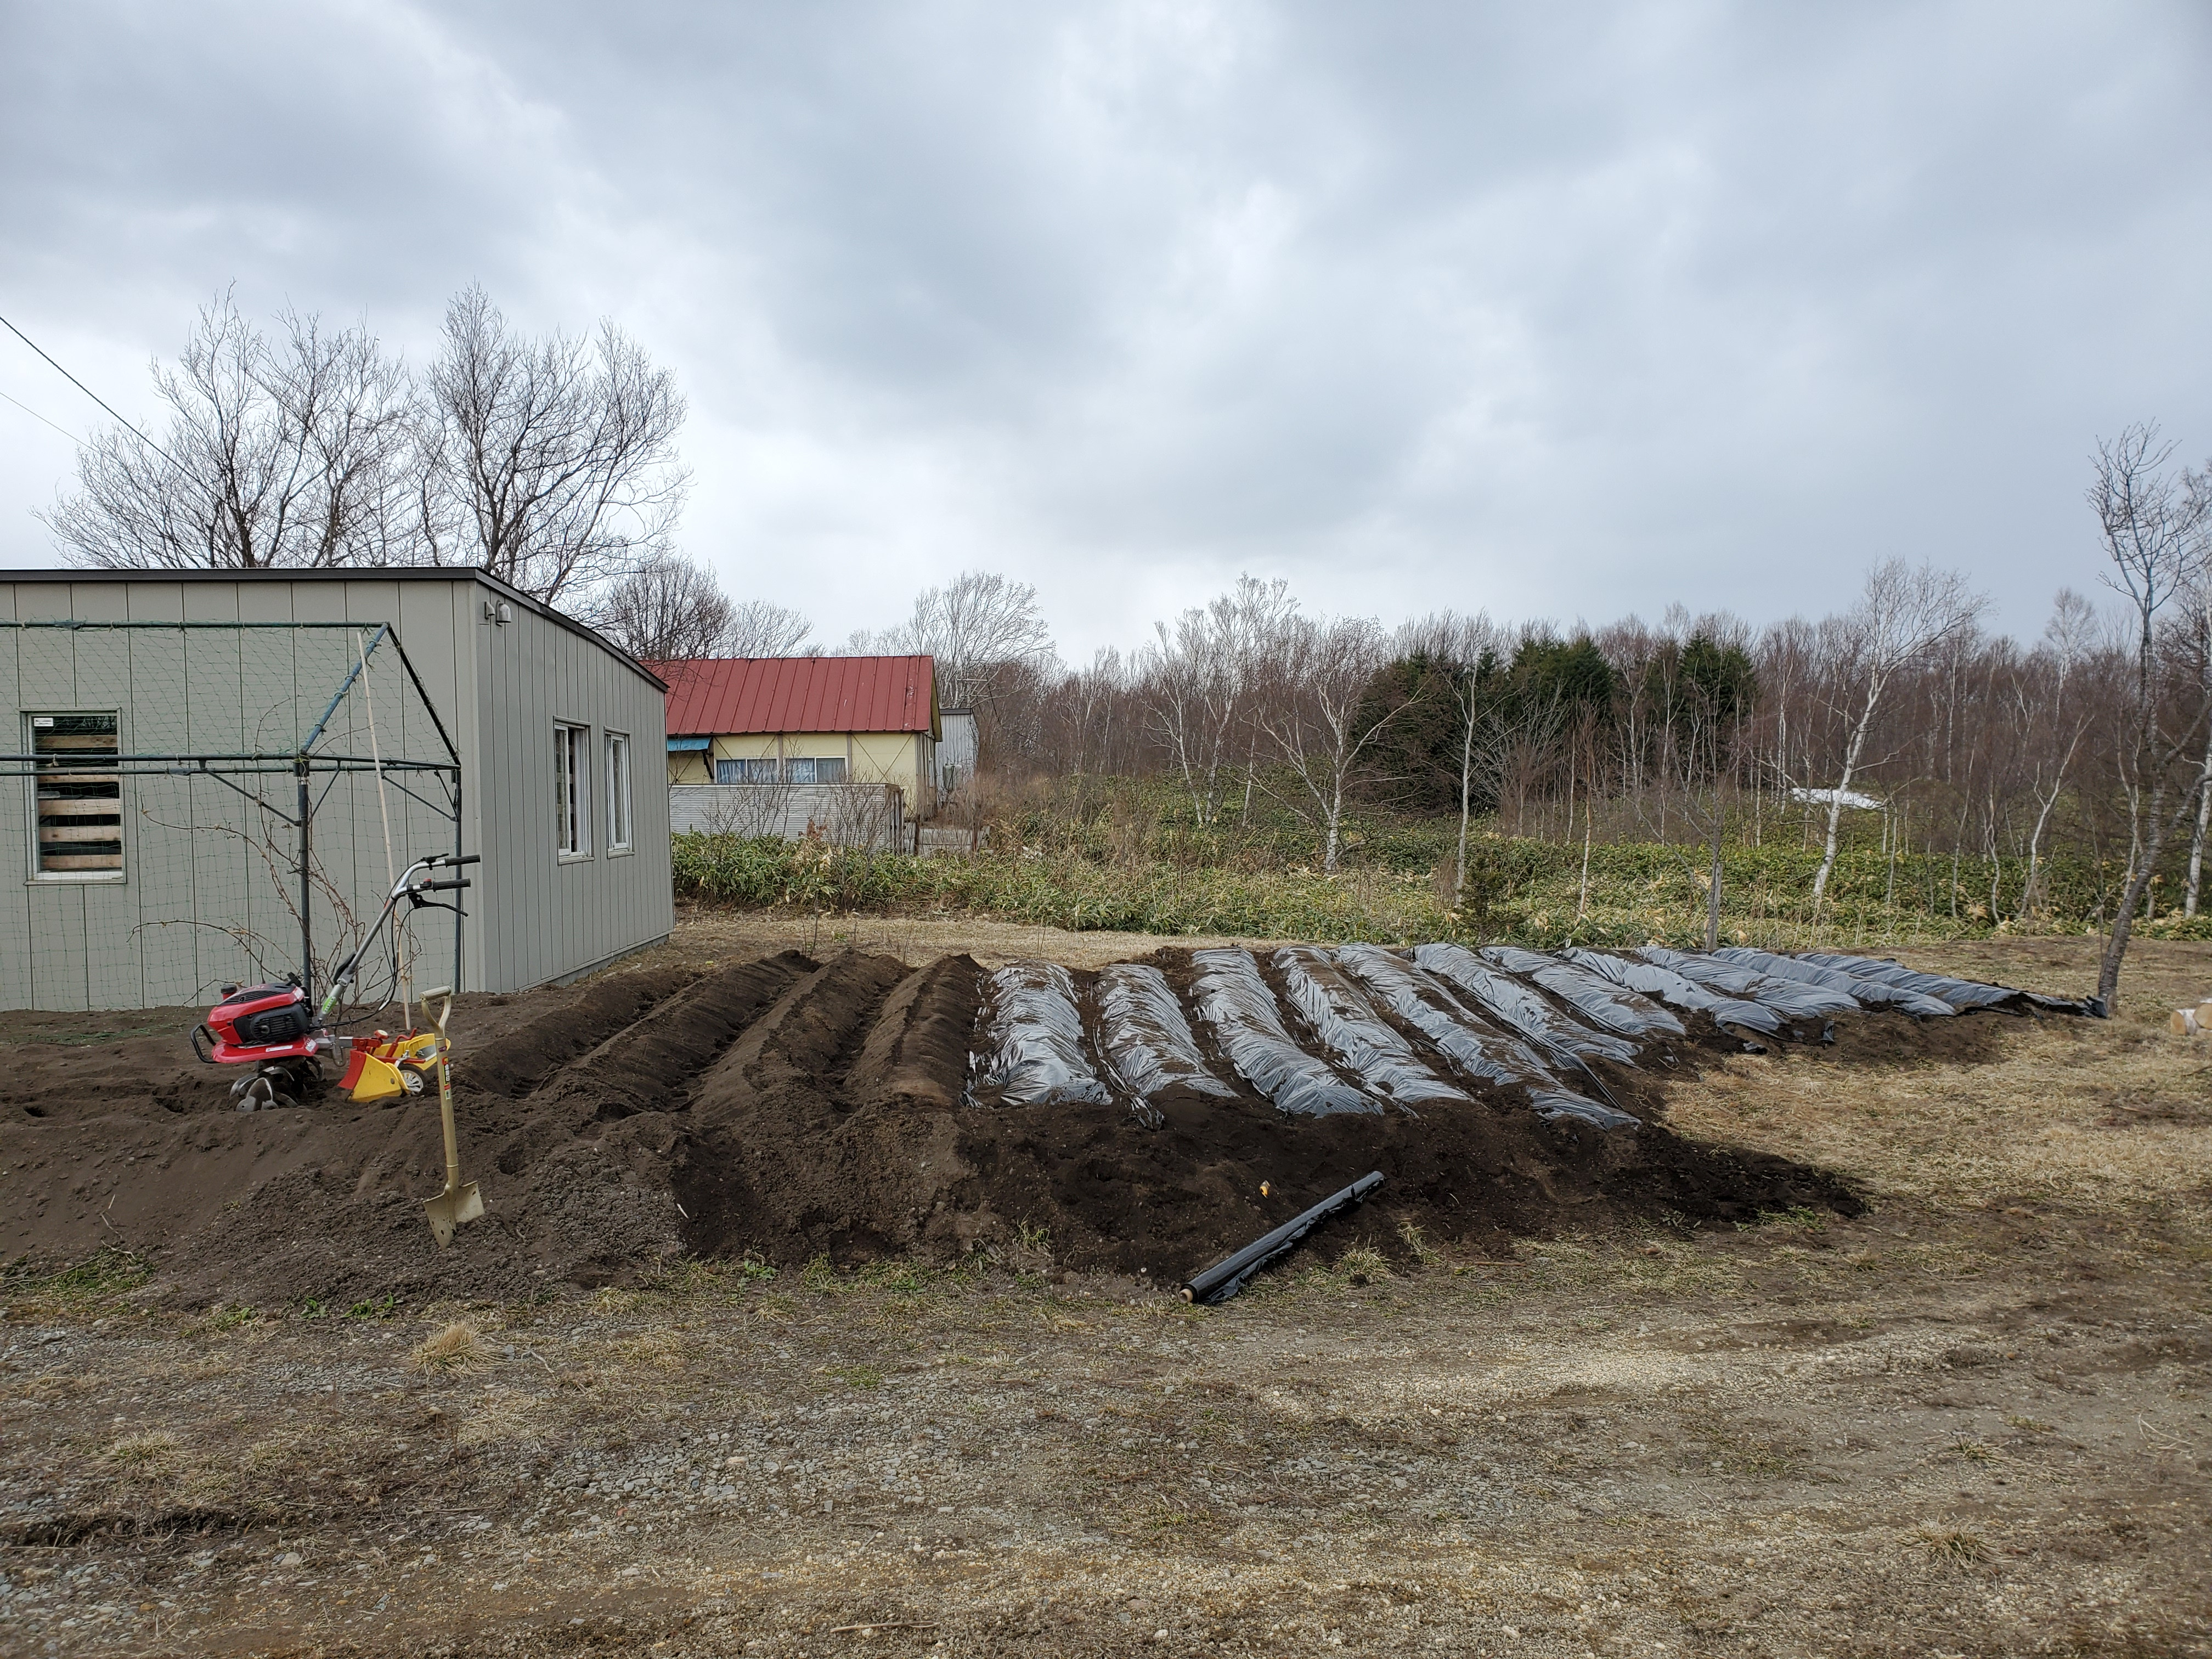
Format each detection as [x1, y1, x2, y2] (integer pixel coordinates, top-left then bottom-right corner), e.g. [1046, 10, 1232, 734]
[0, 311, 184, 471]
[0, 386, 82, 444]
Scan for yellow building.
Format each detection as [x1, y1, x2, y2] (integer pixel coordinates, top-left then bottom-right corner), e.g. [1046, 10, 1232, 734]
[653, 653, 941, 817]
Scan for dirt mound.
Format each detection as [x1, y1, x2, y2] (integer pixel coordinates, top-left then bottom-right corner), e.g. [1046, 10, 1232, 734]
[14, 941, 2061, 1308]
[669, 947, 1857, 1276]
[459, 965, 701, 1097]
[0, 956, 819, 1307]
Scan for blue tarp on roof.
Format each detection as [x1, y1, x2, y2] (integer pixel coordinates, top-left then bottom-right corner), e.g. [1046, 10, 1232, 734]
[667, 736, 711, 752]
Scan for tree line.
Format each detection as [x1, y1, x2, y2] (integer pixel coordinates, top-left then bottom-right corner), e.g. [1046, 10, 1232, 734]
[929, 430, 2210, 1008]
[40, 293, 2211, 1007]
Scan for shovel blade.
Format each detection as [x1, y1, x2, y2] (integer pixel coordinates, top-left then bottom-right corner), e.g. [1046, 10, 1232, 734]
[423, 1180, 485, 1249]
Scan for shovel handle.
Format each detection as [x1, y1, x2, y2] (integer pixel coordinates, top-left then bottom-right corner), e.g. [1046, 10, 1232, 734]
[421, 985, 454, 1040]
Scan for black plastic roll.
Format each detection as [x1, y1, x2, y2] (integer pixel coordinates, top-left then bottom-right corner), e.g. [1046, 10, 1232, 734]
[1182, 1172, 1386, 1305]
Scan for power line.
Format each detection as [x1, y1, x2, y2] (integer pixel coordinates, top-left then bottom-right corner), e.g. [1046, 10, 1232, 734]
[0, 311, 185, 471]
[0, 385, 81, 444]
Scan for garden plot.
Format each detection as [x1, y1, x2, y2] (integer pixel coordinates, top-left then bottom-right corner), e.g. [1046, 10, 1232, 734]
[1, 939, 2085, 1309]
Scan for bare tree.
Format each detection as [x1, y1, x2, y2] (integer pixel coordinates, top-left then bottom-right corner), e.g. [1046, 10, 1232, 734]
[420, 284, 690, 604]
[2089, 424, 2212, 1011]
[1808, 561, 1987, 916]
[1391, 609, 1501, 898]
[1256, 614, 1410, 872]
[588, 551, 736, 661]
[1139, 575, 1298, 827]
[2182, 462, 2212, 915]
[723, 597, 815, 657]
[46, 294, 418, 572]
[864, 569, 1056, 710]
[2015, 590, 2102, 921]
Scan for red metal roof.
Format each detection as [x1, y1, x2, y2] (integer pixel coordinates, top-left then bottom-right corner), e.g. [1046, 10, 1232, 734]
[648, 655, 939, 738]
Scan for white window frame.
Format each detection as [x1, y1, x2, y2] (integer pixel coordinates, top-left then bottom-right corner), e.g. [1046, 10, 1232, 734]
[26, 710, 125, 883]
[605, 730, 633, 854]
[555, 721, 591, 861]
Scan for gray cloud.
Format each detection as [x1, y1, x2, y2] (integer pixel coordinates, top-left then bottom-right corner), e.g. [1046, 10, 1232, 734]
[4, 1, 2208, 655]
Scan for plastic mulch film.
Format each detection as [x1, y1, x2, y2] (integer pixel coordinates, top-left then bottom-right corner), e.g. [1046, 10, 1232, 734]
[1338, 946, 1637, 1130]
[1096, 962, 1237, 1114]
[1189, 947, 1378, 1117]
[969, 961, 1114, 1107]
[1481, 945, 1686, 1040]
[1714, 947, 1956, 1018]
[1272, 946, 1469, 1109]
[1793, 951, 2099, 1015]
[1412, 943, 1641, 1066]
[1565, 949, 1784, 1039]
[1637, 946, 1861, 1020]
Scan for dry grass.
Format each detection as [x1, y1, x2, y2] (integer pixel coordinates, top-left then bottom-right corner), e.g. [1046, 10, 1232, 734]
[1663, 941, 2212, 1224]
[456, 1387, 546, 1448]
[98, 1430, 181, 1477]
[1912, 1527, 1990, 1565]
[407, 1321, 490, 1375]
[612, 1330, 686, 1372]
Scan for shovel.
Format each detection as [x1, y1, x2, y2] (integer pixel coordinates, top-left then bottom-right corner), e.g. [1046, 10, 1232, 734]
[416, 987, 484, 1248]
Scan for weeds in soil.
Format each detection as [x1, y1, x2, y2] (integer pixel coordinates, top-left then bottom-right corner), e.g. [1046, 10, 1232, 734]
[1739, 1206, 1827, 1234]
[1328, 1245, 1395, 1289]
[99, 1430, 182, 1476]
[5, 1246, 149, 1310]
[187, 1302, 258, 1335]
[1396, 1220, 1441, 1266]
[409, 1322, 490, 1374]
[613, 1331, 685, 1372]
[822, 1363, 885, 1390]
[1946, 1439, 2000, 1464]
[1914, 1527, 1989, 1564]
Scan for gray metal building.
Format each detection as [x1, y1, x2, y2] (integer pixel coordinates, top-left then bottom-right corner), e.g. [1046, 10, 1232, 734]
[1, 568, 672, 1011]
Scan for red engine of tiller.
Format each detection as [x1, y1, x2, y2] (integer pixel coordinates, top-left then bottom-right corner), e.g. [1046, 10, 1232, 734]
[194, 981, 321, 1064]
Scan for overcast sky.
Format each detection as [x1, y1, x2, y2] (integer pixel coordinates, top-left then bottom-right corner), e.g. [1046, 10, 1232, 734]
[3, 2, 2208, 658]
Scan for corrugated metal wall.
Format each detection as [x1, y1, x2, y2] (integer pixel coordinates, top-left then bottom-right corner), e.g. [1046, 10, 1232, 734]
[470, 588, 673, 992]
[0, 573, 671, 1011]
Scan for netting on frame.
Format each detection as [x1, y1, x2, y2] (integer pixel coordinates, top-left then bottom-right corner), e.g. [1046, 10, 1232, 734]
[0, 620, 460, 1013]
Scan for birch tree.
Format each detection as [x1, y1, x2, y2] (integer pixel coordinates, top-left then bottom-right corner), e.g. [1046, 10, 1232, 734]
[2090, 424, 2212, 1012]
[1139, 576, 1296, 826]
[1808, 561, 1986, 916]
[1256, 615, 1410, 872]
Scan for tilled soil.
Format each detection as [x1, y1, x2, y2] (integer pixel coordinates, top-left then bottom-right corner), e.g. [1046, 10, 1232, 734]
[1, 928, 2206, 1658]
[0, 941, 1973, 1307]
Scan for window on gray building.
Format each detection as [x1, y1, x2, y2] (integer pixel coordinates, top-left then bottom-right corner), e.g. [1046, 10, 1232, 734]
[606, 731, 633, 853]
[28, 712, 122, 879]
[555, 721, 591, 859]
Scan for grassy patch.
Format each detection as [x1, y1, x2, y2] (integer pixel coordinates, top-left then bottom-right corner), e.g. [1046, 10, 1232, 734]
[672, 786, 2135, 950]
[612, 1331, 685, 1372]
[99, 1429, 183, 1477]
[1913, 1527, 1989, 1565]
[4, 1248, 150, 1310]
[408, 1322, 490, 1375]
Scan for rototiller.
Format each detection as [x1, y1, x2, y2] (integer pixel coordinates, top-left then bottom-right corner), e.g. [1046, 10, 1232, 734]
[190, 852, 487, 1244]
[191, 851, 477, 1110]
